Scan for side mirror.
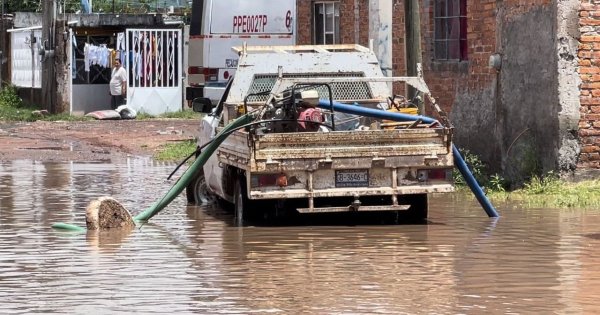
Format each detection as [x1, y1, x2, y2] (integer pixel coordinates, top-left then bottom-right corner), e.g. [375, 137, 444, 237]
[192, 97, 213, 113]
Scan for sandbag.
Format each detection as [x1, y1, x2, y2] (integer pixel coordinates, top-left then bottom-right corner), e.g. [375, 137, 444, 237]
[116, 105, 137, 120]
[85, 110, 122, 120]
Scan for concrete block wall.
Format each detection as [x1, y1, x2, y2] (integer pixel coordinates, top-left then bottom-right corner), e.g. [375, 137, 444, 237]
[579, 3, 600, 168]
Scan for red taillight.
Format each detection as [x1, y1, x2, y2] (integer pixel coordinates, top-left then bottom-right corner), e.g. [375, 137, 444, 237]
[428, 169, 447, 180]
[252, 173, 288, 187]
[276, 173, 288, 187]
[188, 67, 218, 82]
[417, 169, 452, 182]
[223, 71, 230, 80]
[203, 68, 218, 82]
[188, 66, 202, 75]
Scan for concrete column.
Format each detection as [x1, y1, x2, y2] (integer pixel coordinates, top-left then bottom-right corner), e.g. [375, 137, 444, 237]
[42, 0, 56, 113]
[368, 0, 393, 78]
[55, 22, 70, 113]
[555, 1, 583, 177]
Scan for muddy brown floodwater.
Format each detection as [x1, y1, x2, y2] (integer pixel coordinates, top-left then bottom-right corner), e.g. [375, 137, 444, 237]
[1, 159, 600, 314]
[0, 119, 200, 161]
[0, 120, 600, 314]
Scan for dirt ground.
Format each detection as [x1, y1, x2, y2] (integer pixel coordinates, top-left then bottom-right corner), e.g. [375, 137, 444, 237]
[0, 119, 200, 162]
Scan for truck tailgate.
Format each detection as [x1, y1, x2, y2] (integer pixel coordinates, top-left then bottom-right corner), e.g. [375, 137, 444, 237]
[250, 128, 452, 171]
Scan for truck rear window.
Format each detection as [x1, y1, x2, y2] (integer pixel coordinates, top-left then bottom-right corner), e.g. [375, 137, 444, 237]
[189, 0, 204, 36]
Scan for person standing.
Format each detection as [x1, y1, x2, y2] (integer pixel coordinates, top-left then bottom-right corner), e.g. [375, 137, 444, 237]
[110, 59, 127, 110]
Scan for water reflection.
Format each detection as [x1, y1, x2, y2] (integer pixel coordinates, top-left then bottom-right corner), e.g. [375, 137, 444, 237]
[0, 160, 600, 313]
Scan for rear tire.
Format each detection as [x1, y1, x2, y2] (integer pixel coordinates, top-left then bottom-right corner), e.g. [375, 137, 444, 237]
[233, 176, 248, 224]
[400, 194, 428, 223]
[186, 169, 212, 205]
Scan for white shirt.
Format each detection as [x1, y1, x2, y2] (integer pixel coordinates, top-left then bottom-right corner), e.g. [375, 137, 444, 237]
[110, 66, 127, 96]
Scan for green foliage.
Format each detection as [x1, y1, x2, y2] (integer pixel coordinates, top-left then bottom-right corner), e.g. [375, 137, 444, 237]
[453, 149, 508, 193]
[0, 85, 31, 121]
[135, 111, 155, 120]
[507, 176, 600, 209]
[136, 110, 201, 120]
[4, 0, 41, 12]
[2, 0, 171, 13]
[488, 174, 507, 193]
[0, 85, 92, 121]
[160, 110, 202, 119]
[0, 85, 23, 108]
[521, 171, 561, 195]
[154, 139, 196, 162]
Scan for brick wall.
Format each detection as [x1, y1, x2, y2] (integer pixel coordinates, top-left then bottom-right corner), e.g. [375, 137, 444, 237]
[392, 2, 407, 96]
[579, 3, 600, 167]
[296, 0, 312, 44]
[419, 0, 498, 115]
[296, 0, 364, 45]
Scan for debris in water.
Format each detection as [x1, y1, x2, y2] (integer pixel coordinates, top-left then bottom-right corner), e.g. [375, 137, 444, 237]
[85, 197, 136, 230]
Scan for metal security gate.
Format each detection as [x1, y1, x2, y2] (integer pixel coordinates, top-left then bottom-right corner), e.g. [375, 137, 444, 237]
[125, 28, 182, 115]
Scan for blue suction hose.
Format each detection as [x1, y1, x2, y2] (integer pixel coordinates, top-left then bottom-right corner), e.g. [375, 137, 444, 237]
[317, 100, 499, 218]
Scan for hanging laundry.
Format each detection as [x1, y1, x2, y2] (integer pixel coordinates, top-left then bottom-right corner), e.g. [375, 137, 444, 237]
[117, 32, 126, 68]
[71, 34, 77, 76]
[83, 43, 112, 72]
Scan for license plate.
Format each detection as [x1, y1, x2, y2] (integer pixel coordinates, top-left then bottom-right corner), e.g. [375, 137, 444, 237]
[335, 169, 369, 187]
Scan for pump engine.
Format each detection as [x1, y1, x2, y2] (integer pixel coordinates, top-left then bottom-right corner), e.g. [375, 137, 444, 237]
[258, 89, 324, 133]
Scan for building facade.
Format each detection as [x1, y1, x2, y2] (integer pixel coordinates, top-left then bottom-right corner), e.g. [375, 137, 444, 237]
[297, 0, 588, 183]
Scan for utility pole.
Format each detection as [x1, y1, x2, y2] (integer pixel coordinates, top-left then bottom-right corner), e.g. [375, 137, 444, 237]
[42, 0, 56, 113]
[405, 0, 423, 112]
[30, 30, 35, 103]
[0, 0, 4, 89]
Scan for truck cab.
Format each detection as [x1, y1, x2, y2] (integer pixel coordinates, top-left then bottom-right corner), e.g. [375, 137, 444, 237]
[186, 0, 296, 105]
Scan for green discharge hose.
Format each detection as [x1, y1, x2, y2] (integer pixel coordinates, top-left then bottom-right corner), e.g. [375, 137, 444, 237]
[51, 112, 255, 231]
[134, 113, 254, 222]
[51, 222, 87, 232]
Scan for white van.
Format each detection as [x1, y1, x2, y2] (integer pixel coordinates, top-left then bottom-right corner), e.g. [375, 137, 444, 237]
[186, 0, 296, 104]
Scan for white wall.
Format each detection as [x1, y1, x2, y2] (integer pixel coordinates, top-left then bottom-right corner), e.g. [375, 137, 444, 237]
[11, 30, 42, 88]
[72, 84, 111, 115]
[368, 0, 393, 78]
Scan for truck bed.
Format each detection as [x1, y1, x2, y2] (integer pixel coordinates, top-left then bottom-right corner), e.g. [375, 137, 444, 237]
[216, 127, 454, 210]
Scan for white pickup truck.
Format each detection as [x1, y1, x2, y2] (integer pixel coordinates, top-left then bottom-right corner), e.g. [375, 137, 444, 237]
[187, 44, 454, 221]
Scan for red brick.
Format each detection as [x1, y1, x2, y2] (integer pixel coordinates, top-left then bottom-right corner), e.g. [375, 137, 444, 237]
[581, 82, 600, 89]
[582, 114, 600, 121]
[581, 145, 600, 153]
[580, 128, 600, 136]
[581, 67, 600, 74]
[580, 18, 600, 26]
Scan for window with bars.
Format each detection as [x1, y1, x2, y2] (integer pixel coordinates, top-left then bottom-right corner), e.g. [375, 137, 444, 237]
[314, 2, 340, 45]
[73, 35, 113, 85]
[434, 0, 468, 61]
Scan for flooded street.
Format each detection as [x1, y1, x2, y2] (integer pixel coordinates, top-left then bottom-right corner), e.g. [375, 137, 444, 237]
[1, 160, 600, 314]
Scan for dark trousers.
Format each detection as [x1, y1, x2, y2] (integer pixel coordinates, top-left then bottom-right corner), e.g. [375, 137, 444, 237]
[111, 94, 125, 110]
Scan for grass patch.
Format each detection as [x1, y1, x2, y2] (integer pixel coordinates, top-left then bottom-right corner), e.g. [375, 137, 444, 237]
[459, 174, 600, 209]
[0, 104, 92, 122]
[0, 85, 91, 122]
[0, 84, 200, 122]
[0, 105, 93, 122]
[136, 110, 201, 120]
[505, 176, 600, 208]
[453, 149, 600, 209]
[154, 139, 197, 162]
